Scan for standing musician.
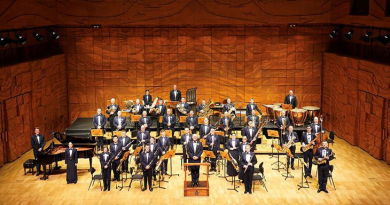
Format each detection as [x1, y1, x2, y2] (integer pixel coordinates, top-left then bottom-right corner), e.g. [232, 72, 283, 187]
[315, 141, 334, 193]
[157, 130, 171, 175]
[206, 128, 220, 172]
[177, 97, 190, 116]
[149, 137, 159, 181]
[276, 110, 290, 144]
[156, 99, 167, 134]
[31, 127, 45, 176]
[141, 144, 155, 192]
[283, 125, 299, 170]
[311, 117, 322, 134]
[246, 98, 263, 116]
[226, 133, 240, 176]
[106, 98, 119, 130]
[187, 134, 203, 187]
[186, 111, 198, 134]
[180, 128, 191, 164]
[170, 84, 181, 101]
[247, 110, 260, 127]
[93, 108, 106, 151]
[220, 112, 234, 137]
[196, 100, 207, 114]
[132, 99, 144, 115]
[241, 145, 257, 194]
[110, 136, 123, 181]
[143, 90, 153, 107]
[284, 90, 298, 109]
[137, 125, 150, 147]
[301, 126, 315, 178]
[243, 121, 258, 151]
[238, 136, 250, 181]
[200, 118, 211, 139]
[119, 131, 131, 172]
[139, 110, 152, 131]
[100, 146, 112, 191]
[163, 109, 176, 146]
[113, 111, 126, 131]
[65, 142, 78, 184]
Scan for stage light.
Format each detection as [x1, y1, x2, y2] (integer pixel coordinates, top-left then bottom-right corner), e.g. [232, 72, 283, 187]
[378, 33, 390, 45]
[329, 29, 339, 39]
[33, 32, 44, 42]
[50, 31, 60, 40]
[343, 29, 354, 40]
[15, 33, 26, 45]
[360, 31, 371, 43]
[0, 36, 12, 48]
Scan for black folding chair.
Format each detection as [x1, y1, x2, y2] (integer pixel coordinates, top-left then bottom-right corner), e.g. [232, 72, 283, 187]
[328, 165, 336, 190]
[88, 167, 103, 191]
[252, 162, 268, 192]
[127, 167, 143, 191]
[327, 131, 335, 146]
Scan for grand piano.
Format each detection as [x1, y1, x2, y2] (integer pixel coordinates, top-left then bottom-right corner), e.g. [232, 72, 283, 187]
[36, 132, 95, 180]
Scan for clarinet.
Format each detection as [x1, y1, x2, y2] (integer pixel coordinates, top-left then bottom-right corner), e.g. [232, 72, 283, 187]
[147, 147, 161, 167]
[105, 140, 134, 167]
[243, 153, 254, 173]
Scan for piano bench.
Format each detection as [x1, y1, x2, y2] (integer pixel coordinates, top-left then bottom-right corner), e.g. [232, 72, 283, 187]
[23, 159, 35, 175]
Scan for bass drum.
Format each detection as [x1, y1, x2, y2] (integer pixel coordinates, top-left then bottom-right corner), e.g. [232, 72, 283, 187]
[290, 109, 307, 126]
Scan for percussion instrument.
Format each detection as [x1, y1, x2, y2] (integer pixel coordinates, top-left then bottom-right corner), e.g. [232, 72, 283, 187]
[264, 105, 277, 121]
[290, 109, 307, 126]
[273, 103, 283, 107]
[302, 106, 321, 123]
[273, 107, 286, 118]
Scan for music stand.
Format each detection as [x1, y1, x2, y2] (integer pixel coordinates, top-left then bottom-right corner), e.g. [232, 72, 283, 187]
[131, 115, 141, 129]
[225, 153, 239, 192]
[154, 156, 168, 190]
[218, 151, 228, 180]
[198, 117, 205, 125]
[267, 130, 279, 158]
[202, 150, 216, 175]
[271, 143, 285, 172]
[282, 151, 294, 180]
[166, 149, 179, 178]
[113, 131, 122, 137]
[91, 129, 103, 151]
[282, 104, 292, 110]
[297, 158, 310, 190]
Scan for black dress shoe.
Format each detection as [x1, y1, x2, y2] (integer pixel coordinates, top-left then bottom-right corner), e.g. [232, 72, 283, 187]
[36, 172, 40, 176]
[149, 188, 153, 192]
[103, 188, 107, 191]
[191, 182, 195, 187]
[317, 189, 321, 193]
[196, 182, 200, 187]
[142, 187, 146, 192]
[309, 175, 313, 178]
[291, 167, 295, 170]
[107, 188, 110, 191]
[324, 189, 328, 193]
[249, 191, 252, 194]
[244, 191, 247, 194]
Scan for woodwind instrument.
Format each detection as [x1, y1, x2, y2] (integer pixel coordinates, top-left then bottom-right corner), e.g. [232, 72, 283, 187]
[105, 140, 134, 167]
[250, 119, 268, 145]
[317, 152, 334, 165]
[284, 136, 296, 149]
[300, 136, 318, 153]
[228, 152, 239, 172]
[243, 153, 254, 173]
[146, 147, 161, 167]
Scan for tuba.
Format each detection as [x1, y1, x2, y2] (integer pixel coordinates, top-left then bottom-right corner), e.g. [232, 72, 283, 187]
[198, 99, 214, 118]
[177, 103, 187, 115]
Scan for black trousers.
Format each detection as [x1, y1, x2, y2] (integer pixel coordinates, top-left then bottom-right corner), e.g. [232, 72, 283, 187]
[143, 168, 153, 189]
[243, 167, 254, 192]
[190, 165, 200, 183]
[108, 115, 115, 130]
[164, 126, 175, 148]
[183, 146, 188, 163]
[97, 137, 104, 150]
[112, 159, 120, 180]
[318, 165, 329, 190]
[102, 167, 111, 189]
[209, 148, 218, 169]
[163, 159, 168, 172]
[303, 149, 313, 176]
[287, 146, 296, 168]
[157, 116, 163, 134]
[33, 150, 42, 172]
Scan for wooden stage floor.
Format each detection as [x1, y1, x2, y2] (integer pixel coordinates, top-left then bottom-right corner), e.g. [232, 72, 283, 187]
[0, 136, 389, 205]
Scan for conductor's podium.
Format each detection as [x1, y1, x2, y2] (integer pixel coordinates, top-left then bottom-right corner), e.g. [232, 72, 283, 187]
[183, 163, 210, 197]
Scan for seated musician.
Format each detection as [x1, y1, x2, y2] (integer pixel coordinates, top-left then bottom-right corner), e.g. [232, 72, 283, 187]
[196, 100, 206, 114]
[170, 84, 181, 101]
[93, 108, 106, 151]
[156, 99, 167, 134]
[186, 111, 198, 134]
[187, 134, 203, 187]
[110, 136, 123, 181]
[181, 128, 191, 164]
[163, 109, 176, 146]
[119, 131, 131, 172]
[177, 97, 190, 116]
[31, 127, 45, 176]
[284, 90, 298, 109]
[246, 98, 263, 116]
[220, 111, 233, 137]
[65, 142, 78, 184]
[226, 133, 240, 176]
[113, 111, 126, 131]
[241, 145, 257, 194]
[132, 99, 144, 115]
[100, 146, 112, 191]
[238, 136, 249, 181]
[106, 98, 119, 130]
[315, 141, 334, 193]
[157, 130, 171, 175]
[143, 90, 152, 107]
[200, 118, 211, 139]
[223, 98, 235, 113]
[243, 121, 258, 151]
[139, 110, 152, 131]
[137, 125, 150, 146]
[206, 128, 219, 172]
[301, 126, 315, 178]
[141, 144, 155, 192]
[276, 110, 290, 143]
[283, 125, 299, 170]
[246, 110, 260, 127]
[311, 117, 322, 134]
[149, 137, 159, 181]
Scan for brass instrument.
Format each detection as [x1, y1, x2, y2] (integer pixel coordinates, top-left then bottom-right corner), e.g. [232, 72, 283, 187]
[317, 152, 334, 165]
[300, 136, 318, 153]
[106, 104, 118, 114]
[282, 117, 287, 135]
[227, 103, 236, 121]
[198, 99, 214, 118]
[177, 102, 187, 115]
[149, 97, 163, 115]
[123, 100, 134, 110]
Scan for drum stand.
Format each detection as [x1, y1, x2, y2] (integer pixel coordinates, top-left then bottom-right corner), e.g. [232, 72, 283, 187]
[281, 154, 294, 180]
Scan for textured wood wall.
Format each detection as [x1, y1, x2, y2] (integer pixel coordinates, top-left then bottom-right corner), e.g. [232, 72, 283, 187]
[0, 55, 68, 166]
[60, 26, 329, 120]
[322, 53, 390, 163]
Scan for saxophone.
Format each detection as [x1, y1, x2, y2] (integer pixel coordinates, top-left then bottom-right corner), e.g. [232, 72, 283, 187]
[198, 99, 214, 118]
[285, 135, 296, 149]
[317, 152, 334, 165]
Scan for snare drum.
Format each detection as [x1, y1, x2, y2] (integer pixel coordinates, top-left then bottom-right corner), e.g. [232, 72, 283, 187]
[290, 109, 307, 126]
[303, 106, 321, 123]
[264, 105, 277, 121]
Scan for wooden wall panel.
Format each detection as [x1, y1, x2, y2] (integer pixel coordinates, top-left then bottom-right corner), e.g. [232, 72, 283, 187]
[0, 55, 68, 166]
[61, 26, 328, 119]
[322, 53, 390, 163]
